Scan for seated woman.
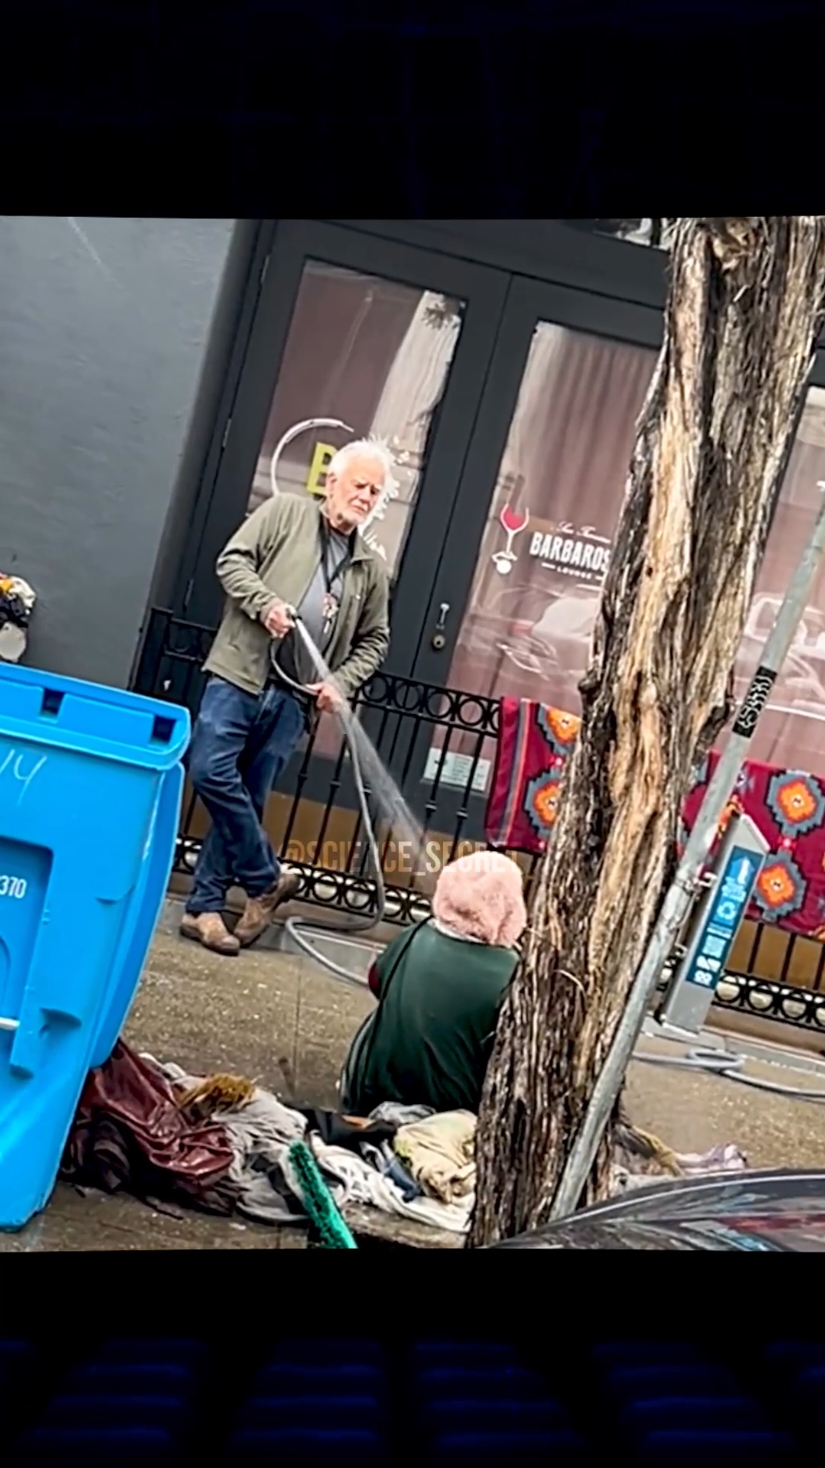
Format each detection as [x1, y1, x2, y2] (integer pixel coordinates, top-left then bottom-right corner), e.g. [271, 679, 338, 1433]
[340, 850, 527, 1116]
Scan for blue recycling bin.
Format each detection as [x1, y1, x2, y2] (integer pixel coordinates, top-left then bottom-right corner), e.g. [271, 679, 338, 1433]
[0, 662, 190, 1229]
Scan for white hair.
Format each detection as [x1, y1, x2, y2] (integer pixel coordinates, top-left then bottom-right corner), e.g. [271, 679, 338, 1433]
[326, 437, 398, 502]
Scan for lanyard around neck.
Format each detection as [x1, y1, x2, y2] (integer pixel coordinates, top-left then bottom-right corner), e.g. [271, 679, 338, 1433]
[319, 511, 353, 593]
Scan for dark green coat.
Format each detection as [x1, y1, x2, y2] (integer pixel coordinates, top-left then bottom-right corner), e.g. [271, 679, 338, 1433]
[343, 920, 517, 1115]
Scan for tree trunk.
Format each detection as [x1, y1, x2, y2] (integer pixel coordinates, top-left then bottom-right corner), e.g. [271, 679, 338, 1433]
[469, 217, 825, 1248]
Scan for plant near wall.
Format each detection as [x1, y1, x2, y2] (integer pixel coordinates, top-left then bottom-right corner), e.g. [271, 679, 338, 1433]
[469, 217, 825, 1247]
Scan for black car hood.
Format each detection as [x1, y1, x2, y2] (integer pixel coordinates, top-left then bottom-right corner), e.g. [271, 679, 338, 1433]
[493, 1218, 759, 1250]
[490, 1169, 825, 1250]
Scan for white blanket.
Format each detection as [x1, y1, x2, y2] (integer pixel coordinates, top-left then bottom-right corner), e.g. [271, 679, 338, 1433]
[307, 1136, 472, 1234]
[150, 1055, 470, 1232]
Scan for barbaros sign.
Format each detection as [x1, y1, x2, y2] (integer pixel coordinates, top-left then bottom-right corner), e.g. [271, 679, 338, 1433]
[528, 525, 611, 581]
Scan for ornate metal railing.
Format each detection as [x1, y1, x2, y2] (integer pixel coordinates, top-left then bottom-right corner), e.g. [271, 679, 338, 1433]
[133, 608, 825, 1040]
[133, 608, 511, 902]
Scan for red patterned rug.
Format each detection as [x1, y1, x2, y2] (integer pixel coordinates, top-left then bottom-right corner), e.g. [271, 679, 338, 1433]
[486, 696, 825, 940]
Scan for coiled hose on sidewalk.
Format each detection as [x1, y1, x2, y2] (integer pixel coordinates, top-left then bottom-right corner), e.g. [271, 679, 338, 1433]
[633, 1044, 825, 1102]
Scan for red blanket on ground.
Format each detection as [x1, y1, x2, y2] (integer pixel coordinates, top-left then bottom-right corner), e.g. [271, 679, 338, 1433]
[485, 696, 825, 941]
[60, 1042, 238, 1213]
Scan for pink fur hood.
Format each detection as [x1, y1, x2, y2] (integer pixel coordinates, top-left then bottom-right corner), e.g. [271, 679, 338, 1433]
[432, 850, 527, 949]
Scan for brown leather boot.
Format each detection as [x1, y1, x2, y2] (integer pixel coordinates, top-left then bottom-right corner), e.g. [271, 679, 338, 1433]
[180, 911, 240, 956]
[234, 870, 302, 948]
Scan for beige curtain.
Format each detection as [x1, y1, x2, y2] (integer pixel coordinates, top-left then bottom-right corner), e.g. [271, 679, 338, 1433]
[447, 328, 825, 781]
[368, 293, 462, 575]
[448, 323, 655, 714]
[246, 265, 420, 515]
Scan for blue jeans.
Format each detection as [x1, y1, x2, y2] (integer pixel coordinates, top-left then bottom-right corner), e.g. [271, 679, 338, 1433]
[186, 676, 305, 915]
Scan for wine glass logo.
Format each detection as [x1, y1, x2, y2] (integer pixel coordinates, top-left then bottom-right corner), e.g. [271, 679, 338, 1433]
[492, 504, 530, 575]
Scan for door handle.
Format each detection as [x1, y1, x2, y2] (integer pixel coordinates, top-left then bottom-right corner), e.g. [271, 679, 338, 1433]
[431, 602, 450, 650]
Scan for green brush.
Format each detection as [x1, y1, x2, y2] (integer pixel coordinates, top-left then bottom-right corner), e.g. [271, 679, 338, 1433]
[287, 1139, 358, 1249]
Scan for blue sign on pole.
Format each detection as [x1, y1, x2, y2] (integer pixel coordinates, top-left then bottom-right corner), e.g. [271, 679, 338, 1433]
[684, 845, 763, 990]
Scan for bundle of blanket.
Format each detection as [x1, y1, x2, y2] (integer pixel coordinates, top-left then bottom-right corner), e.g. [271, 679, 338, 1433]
[610, 1112, 747, 1194]
[60, 1043, 747, 1235]
[60, 1043, 474, 1233]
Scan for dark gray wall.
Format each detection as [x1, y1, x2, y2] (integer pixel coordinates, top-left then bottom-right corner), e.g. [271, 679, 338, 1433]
[0, 216, 234, 687]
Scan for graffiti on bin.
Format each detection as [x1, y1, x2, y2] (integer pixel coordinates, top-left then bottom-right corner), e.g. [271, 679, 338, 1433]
[0, 748, 47, 804]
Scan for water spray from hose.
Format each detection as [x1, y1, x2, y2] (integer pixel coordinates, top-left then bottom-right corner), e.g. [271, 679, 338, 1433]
[271, 612, 422, 988]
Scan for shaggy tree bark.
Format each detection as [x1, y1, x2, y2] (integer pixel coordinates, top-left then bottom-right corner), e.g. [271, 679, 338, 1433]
[470, 218, 825, 1247]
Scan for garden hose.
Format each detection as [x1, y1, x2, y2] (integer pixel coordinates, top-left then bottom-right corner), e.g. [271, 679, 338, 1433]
[271, 613, 385, 989]
[633, 1043, 825, 1102]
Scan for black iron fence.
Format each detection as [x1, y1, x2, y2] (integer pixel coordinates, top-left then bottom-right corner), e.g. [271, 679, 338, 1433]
[134, 608, 825, 1040]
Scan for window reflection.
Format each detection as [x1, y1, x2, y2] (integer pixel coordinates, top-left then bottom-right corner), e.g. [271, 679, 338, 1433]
[246, 260, 463, 583]
[447, 322, 656, 718]
[251, 260, 465, 776]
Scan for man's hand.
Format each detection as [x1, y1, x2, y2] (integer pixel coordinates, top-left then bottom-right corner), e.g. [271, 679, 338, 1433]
[307, 681, 344, 714]
[261, 599, 295, 639]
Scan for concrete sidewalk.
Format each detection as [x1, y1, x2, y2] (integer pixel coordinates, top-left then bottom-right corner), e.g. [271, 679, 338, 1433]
[125, 928, 374, 1110]
[4, 928, 825, 1251]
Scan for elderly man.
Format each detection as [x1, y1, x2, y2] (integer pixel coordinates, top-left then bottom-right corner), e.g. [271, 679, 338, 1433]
[180, 437, 393, 956]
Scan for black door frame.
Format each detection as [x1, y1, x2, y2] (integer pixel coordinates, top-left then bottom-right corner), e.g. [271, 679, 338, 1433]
[389, 274, 666, 833]
[168, 219, 674, 637]
[174, 218, 516, 823]
[181, 219, 511, 655]
[412, 274, 665, 686]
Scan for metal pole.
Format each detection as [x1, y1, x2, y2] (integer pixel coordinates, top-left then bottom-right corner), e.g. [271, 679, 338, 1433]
[549, 481, 825, 1222]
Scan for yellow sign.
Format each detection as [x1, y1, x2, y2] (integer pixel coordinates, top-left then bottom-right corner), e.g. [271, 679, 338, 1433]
[306, 441, 336, 497]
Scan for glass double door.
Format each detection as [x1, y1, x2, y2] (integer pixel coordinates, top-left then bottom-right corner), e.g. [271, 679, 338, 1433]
[187, 221, 668, 851]
[408, 276, 664, 847]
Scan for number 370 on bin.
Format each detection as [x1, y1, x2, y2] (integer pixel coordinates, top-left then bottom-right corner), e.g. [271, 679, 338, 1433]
[0, 875, 28, 899]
